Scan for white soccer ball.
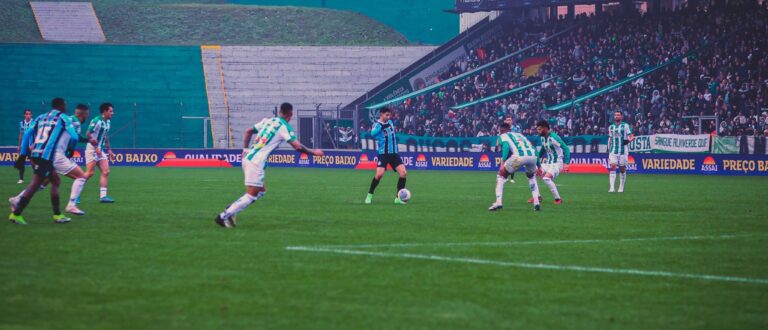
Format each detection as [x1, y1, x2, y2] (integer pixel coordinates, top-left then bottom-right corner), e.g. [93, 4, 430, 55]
[398, 188, 411, 203]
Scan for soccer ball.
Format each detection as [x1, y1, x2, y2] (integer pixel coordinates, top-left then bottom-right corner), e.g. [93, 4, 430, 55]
[398, 189, 411, 203]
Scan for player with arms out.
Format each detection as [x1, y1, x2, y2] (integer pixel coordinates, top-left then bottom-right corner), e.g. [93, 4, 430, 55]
[9, 98, 79, 224]
[14, 109, 33, 184]
[534, 120, 570, 204]
[215, 102, 323, 228]
[489, 122, 542, 212]
[365, 107, 408, 205]
[84, 103, 116, 203]
[607, 111, 634, 192]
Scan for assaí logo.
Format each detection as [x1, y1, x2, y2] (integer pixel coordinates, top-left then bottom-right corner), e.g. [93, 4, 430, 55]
[359, 154, 369, 163]
[415, 154, 428, 168]
[478, 154, 492, 168]
[701, 155, 718, 172]
[298, 153, 310, 165]
[71, 150, 84, 163]
[626, 155, 638, 171]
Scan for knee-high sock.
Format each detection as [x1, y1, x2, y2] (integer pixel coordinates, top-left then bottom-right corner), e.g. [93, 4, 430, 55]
[609, 171, 616, 190]
[220, 192, 263, 220]
[18, 166, 24, 180]
[528, 177, 541, 206]
[619, 172, 626, 189]
[368, 178, 380, 194]
[397, 177, 406, 192]
[495, 175, 506, 204]
[542, 177, 560, 200]
[14, 196, 31, 216]
[69, 178, 86, 204]
[51, 195, 61, 215]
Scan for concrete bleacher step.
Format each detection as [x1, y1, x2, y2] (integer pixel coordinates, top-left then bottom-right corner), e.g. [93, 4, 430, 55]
[200, 45, 232, 148]
[30, 1, 106, 43]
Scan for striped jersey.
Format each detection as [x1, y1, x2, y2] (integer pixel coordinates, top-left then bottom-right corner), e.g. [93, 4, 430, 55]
[245, 117, 297, 164]
[500, 132, 537, 158]
[87, 115, 111, 149]
[539, 132, 571, 164]
[608, 121, 632, 155]
[19, 119, 32, 133]
[371, 120, 397, 155]
[20, 110, 78, 161]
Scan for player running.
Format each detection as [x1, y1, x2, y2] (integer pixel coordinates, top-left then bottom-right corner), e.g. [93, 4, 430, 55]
[489, 122, 542, 212]
[215, 102, 323, 228]
[84, 103, 115, 203]
[365, 107, 408, 205]
[607, 111, 634, 193]
[9, 98, 79, 224]
[533, 120, 570, 204]
[14, 109, 33, 184]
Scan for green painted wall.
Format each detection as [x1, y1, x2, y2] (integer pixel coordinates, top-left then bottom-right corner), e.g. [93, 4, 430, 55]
[228, 0, 459, 45]
[0, 43, 210, 148]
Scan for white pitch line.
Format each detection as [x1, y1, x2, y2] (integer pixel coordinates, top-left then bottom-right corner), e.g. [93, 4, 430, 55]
[306, 234, 758, 249]
[285, 246, 768, 285]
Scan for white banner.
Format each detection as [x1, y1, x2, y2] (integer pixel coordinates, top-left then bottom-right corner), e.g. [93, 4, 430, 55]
[629, 135, 652, 153]
[651, 134, 711, 153]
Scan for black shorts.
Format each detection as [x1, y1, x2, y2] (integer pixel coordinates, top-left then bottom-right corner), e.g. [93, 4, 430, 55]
[377, 154, 403, 170]
[30, 158, 54, 179]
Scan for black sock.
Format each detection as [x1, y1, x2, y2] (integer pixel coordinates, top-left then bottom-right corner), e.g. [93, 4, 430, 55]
[369, 178, 380, 194]
[51, 196, 60, 215]
[14, 196, 31, 216]
[397, 177, 406, 191]
[18, 167, 24, 180]
[509, 172, 515, 180]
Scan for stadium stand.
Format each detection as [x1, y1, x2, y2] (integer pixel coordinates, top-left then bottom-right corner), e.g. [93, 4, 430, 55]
[0, 43, 209, 148]
[210, 46, 434, 147]
[29, 1, 106, 43]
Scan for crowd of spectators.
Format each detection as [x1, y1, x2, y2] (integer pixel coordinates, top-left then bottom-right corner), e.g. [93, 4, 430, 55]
[367, 2, 768, 138]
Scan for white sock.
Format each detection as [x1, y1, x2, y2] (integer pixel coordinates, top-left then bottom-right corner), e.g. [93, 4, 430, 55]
[495, 175, 506, 204]
[100, 187, 107, 199]
[16, 188, 25, 199]
[220, 192, 264, 220]
[69, 178, 86, 204]
[528, 177, 541, 206]
[619, 172, 626, 190]
[543, 177, 560, 200]
[609, 171, 616, 190]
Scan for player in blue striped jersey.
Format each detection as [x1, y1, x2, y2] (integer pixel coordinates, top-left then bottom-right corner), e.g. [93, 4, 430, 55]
[14, 109, 33, 184]
[9, 98, 78, 224]
[365, 107, 408, 205]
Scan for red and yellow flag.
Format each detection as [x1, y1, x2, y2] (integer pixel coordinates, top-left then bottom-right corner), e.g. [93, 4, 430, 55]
[521, 56, 548, 77]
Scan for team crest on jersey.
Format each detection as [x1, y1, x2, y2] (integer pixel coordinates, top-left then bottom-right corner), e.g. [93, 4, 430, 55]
[700, 156, 718, 172]
[298, 153, 310, 165]
[415, 154, 428, 167]
[626, 155, 638, 171]
[478, 154, 492, 168]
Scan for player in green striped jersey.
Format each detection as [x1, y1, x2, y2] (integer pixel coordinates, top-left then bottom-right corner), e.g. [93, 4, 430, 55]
[607, 111, 634, 193]
[214, 103, 323, 228]
[85, 103, 115, 203]
[535, 120, 570, 204]
[489, 123, 542, 212]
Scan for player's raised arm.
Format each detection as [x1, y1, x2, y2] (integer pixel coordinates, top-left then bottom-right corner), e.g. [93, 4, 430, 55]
[288, 140, 323, 156]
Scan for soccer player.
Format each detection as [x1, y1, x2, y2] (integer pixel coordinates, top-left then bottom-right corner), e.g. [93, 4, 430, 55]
[84, 103, 115, 203]
[534, 120, 570, 204]
[489, 122, 542, 212]
[500, 115, 516, 183]
[215, 102, 323, 228]
[365, 107, 408, 205]
[9, 98, 78, 224]
[607, 111, 634, 192]
[15, 109, 33, 184]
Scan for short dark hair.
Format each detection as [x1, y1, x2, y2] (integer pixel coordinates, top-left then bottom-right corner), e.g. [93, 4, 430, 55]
[99, 103, 113, 113]
[23, 109, 31, 114]
[536, 120, 550, 129]
[51, 98, 66, 110]
[614, 110, 622, 115]
[76, 104, 89, 111]
[279, 102, 293, 115]
[499, 122, 511, 130]
[379, 107, 392, 114]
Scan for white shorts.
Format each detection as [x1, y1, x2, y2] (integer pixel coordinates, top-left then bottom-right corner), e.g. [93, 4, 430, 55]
[608, 154, 628, 166]
[243, 159, 266, 187]
[504, 155, 538, 176]
[85, 145, 109, 164]
[541, 162, 563, 178]
[53, 152, 78, 175]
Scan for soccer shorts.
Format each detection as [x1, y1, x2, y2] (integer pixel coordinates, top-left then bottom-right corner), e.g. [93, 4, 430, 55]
[85, 145, 109, 164]
[242, 159, 266, 187]
[608, 153, 628, 166]
[504, 155, 538, 176]
[377, 153, 404, 170]
[30, 158, 54, 179]
[541, 162, 563, 178]
[53, 152, 78, 175]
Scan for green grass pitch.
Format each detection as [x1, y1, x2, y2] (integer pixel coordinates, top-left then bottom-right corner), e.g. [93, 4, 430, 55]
[1, 167, 767, 329]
